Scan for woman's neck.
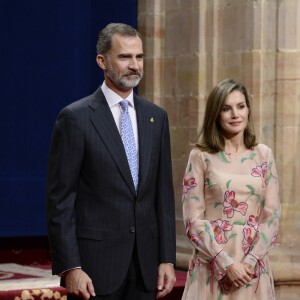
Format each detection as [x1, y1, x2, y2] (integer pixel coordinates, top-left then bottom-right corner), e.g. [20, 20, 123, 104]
[224, 136, 246, 154]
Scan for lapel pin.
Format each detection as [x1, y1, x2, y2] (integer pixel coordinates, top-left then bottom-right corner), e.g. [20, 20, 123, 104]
[150, 117, 154, 123]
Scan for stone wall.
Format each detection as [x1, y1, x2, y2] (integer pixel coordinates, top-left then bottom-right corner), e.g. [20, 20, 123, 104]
[138, 0, 300, 298]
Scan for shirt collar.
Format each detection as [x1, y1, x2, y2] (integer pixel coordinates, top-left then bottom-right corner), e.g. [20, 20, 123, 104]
[101, 81, 135, 108]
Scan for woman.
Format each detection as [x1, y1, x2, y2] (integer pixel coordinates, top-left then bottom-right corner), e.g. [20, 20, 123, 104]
[181, 79, 280, 299]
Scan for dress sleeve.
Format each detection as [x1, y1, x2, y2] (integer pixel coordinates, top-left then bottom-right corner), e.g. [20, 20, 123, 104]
[244, 148, 281, 267]
[182, 149, 234, 280]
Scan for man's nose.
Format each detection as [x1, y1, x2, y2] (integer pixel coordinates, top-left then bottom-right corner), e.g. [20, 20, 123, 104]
[129, 58, 139, 69]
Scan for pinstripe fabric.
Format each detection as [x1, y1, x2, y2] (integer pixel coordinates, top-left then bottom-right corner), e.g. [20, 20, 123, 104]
[46, 86, 176, 295]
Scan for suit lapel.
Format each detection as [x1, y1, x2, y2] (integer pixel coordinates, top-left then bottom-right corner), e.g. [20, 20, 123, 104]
[89, 88, 136, 197]
[135, 96, 153, 193]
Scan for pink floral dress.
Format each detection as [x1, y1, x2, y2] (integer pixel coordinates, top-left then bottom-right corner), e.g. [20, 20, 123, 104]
[181, 144, 280, 300]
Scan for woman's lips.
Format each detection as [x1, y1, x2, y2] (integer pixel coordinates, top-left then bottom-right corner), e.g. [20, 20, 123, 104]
[229, 121, 242, 126]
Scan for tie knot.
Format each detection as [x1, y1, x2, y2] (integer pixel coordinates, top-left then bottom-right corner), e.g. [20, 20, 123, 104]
[119, 100, 129, 112]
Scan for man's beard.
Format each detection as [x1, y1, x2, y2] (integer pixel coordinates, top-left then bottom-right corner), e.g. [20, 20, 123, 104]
[106, 63, 143, 89]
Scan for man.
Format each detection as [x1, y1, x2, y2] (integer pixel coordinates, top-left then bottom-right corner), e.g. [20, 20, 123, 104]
[46, 23, 176, 300]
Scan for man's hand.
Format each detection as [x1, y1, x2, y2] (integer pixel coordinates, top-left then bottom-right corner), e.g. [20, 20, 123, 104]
[65, 269, 96, 300]
[156, 263, 176, 299]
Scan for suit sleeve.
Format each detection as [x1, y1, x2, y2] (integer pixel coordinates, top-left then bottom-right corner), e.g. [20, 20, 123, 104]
[46, 107, 84, 275]
[156, 112, 176, 265]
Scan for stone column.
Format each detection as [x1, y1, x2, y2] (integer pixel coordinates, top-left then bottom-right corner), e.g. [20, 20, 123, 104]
[138, 0, 203, 262]
[273, 1, 300, 297]
[138, 0, 300, 298]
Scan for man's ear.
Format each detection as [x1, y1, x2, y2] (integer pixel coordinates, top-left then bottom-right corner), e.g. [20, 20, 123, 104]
[96, 54, 106, 70]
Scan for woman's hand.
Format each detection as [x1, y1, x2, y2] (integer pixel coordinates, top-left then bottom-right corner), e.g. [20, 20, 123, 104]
[225, 261, 254, 288]
[242, 262, 255, 273]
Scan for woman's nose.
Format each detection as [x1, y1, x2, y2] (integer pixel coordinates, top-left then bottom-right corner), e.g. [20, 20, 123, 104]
[231, 109, 238, 118]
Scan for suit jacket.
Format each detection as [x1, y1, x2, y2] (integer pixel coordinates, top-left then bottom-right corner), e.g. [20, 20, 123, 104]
[46, 86, 176, 295]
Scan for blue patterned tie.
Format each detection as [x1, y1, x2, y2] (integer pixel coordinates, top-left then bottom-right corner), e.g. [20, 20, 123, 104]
[119, 100, 138, 192]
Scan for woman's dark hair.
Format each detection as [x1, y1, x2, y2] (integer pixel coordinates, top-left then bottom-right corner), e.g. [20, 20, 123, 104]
[197, 78, 257, 153]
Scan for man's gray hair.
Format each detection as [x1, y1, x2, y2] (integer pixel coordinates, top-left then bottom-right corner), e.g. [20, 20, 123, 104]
[96, 23, 141, 55]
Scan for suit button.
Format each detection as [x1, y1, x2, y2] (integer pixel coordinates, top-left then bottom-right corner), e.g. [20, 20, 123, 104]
[130, 227, 135, 233]
[135, 201, 139, 207]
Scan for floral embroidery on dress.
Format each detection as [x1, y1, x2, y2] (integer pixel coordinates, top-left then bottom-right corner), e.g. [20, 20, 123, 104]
[247, 215, 259, 231]
[182, 175, 197, 194]
[188, 255, 201, 276]
[207, 250, 224, 293]
[268, 209, 280, 227]
[218, 151, 231, 163]
[242, 227, 257, 254]
[210, 219, 233, 244]
[185, 220, 201, 246]
[251, 162, 268, 187]
[219, 275, 233, 294]
[182, 165, 198, 202]
[248, 253, 269, 293]
[247, 205, 261, 231]
[271, 230, 279, 245]
[223, 190, 248, 218]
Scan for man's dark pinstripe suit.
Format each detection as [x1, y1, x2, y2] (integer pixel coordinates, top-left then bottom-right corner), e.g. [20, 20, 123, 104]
[46, 86, 176, 295]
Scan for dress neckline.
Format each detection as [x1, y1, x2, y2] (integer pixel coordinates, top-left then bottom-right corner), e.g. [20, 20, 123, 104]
[223, 149, 251, 156]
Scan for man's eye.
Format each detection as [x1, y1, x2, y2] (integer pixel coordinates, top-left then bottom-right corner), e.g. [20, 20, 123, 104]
[119, 55, 130, 59]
